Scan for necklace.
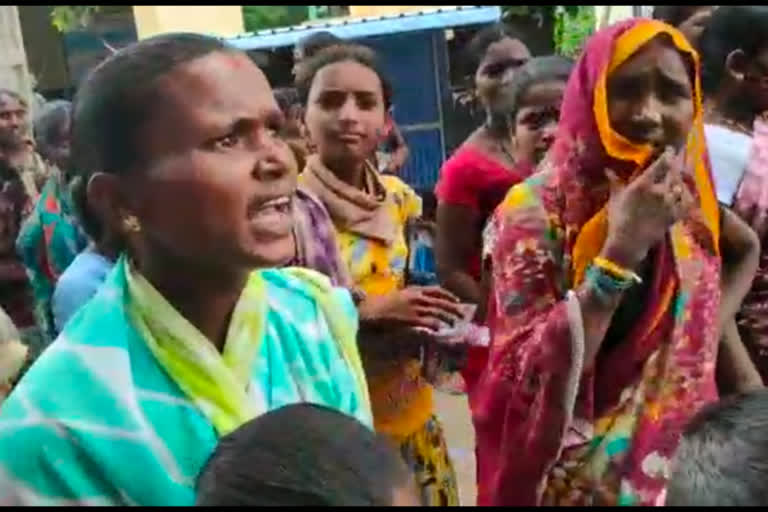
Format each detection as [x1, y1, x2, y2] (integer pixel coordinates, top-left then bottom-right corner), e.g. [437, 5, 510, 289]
[498, 139, 516, 165]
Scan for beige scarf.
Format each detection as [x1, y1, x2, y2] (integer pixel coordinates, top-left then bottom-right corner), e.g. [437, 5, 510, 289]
[302, 155, 396, 245]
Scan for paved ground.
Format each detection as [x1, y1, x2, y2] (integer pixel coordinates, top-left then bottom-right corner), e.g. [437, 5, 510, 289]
[434, 391, 477, 506]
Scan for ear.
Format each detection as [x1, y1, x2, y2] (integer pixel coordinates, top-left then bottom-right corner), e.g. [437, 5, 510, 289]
[87, 172, 130, 239]
[382, 111, 395, 139]
[725, 49, 748, 82]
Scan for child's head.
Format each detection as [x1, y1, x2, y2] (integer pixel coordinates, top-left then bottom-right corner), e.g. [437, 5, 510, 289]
[487, 55, 573, 166]
[666, 389, 768, 506]
[196, 404, 418, 506]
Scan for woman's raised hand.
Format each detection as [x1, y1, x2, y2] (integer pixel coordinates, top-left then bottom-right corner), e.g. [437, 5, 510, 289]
[601, 147, 695, 269]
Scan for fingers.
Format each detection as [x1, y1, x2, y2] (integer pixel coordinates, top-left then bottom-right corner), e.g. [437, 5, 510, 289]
[408, 315, 444, 332]
[650, 147, 679, 183]
[415, 295, 465, 321]
[419, 286, 460, 303]
[416, 306, 461, 327]
[605, 168, 623, 197]
[669, 183, 695, 222]
[631, 147, 674, 191]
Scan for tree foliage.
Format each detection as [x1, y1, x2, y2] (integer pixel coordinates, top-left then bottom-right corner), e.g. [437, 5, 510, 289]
[502, 5, 594, 58]
[554, 6, 595, 57]
[242, 6, 310, 32]
[50, 6, 101, 33]
[501, 5, 581, 26]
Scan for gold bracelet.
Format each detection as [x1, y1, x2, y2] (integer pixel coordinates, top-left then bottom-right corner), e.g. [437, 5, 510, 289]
[593, 256, 643, 285]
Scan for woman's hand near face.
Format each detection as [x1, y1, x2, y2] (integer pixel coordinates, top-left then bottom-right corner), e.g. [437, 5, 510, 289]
[358, 286, 463, 332]
[601, 147, 695, 269]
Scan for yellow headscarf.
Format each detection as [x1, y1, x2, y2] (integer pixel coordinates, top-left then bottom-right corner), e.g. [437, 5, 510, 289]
[572, 19, 719, 286]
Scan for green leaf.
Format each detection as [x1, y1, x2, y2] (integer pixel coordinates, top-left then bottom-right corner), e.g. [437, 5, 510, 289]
[50, 6, 101, 33]
[554, 6, 595, 58]
[242, 6, 311, 32]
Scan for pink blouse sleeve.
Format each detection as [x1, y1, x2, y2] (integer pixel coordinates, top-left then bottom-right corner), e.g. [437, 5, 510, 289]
[435, 155, 480, 209]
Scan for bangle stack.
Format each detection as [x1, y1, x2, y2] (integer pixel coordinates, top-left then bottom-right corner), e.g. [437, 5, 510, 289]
[585, 256, 642, 304]
[593, 256, 643, 285]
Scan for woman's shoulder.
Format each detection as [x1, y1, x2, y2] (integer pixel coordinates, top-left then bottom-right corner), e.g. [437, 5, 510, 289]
[498, 170, 555, 215]
[379, 174, 415, 195]
[52, 251, 115, 331]
[379, 175, 422, 218]
[257, 267, 356, 318]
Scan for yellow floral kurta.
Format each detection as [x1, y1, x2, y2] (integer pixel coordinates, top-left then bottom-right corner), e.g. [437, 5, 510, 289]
[300, 170, 459, 505]
[334, 175, 432, 439]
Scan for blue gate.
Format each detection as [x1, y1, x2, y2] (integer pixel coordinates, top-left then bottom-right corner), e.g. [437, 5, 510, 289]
[226, 6, 500, 189]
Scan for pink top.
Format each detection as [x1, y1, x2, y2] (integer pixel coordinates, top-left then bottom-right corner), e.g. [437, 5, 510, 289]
[435, 147, 529, 280]
[434, 146, 532, 396]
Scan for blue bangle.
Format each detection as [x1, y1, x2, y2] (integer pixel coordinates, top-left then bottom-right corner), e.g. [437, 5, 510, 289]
[585, 264, 635, 303]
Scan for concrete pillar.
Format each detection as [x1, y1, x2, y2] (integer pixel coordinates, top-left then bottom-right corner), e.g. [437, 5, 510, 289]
[132, 6, 245, 40]
[0, 6, 33, 106]
[595, 6, 635, 30]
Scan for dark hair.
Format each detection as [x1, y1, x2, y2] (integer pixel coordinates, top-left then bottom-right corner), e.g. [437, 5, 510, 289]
[487, 55, 573, 136]
[698, 6, 768, 95]
[70, 33, 236, 244]
[295, 43, 393, 109]
[296, 30, 343, 60]
[416, 188, 437, 220]
[273, 87, 299, 114]
[33, 100, 71, 160]
[71, 32, 234, 181]
[196, 404, 412, 506]
[652, 6, 706, 27]
[666, 389, 768, 506]
[465, 23, 523, 73]
[0, 89, 27, 108]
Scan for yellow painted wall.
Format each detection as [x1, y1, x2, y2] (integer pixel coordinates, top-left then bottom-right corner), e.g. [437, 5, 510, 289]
[349, 6, 458, 18]
[132, 6, 245, 39]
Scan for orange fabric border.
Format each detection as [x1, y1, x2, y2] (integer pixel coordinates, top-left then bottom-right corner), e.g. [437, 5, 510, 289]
[576, 20, 719, 289]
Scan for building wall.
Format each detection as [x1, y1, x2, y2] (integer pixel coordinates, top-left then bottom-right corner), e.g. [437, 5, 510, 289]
[348, 6, 458, 18]
[17, 6, 70, 94]
[0, 6, 32, 106]
[594, 6, 635, 29]
[132, 6, 244, 39]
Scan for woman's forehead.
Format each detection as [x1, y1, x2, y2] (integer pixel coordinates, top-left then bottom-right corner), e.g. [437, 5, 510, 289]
[0, 94, 25, 113]
[154, 52, 276, 117]
[519, 80, 567, 108]
[483, 38, 530, 63]
[612, 37, 691, 82]
[312, 60, 382, 92]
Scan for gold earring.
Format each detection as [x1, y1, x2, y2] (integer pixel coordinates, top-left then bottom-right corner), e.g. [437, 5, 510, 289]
[122, 215, 141, 233]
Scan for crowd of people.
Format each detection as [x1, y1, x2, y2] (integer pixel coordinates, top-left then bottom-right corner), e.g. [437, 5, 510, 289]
[2, 4, 768, 507]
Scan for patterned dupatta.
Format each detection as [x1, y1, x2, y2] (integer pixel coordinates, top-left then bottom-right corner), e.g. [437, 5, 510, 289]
[475, 19, 722, 506]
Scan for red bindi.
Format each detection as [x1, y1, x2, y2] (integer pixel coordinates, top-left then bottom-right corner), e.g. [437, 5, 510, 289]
[223, 55, 245, 69]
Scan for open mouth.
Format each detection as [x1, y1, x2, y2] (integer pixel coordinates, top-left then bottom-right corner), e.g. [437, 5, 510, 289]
[248, 196, 294, 238]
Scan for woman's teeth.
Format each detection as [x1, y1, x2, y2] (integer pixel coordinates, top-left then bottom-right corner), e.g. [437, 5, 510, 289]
[260, 197, 291, 212]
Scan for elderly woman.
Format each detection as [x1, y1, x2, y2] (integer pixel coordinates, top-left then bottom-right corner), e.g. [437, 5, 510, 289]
[0, 90, 43, 365]
[0, 33, 371, 505]
[475, 19, 756, 506]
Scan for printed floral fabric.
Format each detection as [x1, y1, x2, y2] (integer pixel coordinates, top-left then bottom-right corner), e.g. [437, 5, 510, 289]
[474, 19, 721, 506]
